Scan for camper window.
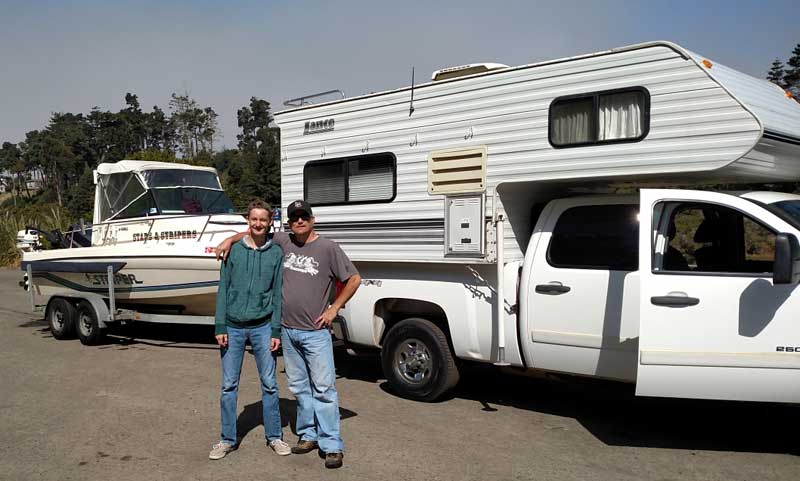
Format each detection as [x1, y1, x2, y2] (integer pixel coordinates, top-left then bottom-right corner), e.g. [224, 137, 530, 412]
[549, 87, 649, 148]
[304, 153, 396, 206]
[547, 204, 639, 271]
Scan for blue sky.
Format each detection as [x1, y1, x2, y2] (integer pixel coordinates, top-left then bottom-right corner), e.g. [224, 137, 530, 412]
[0, 0, 796, 149]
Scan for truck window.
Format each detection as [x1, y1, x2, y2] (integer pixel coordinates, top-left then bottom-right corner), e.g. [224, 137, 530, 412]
[659, 203, 776, 275]
[547, 204, 639, 270]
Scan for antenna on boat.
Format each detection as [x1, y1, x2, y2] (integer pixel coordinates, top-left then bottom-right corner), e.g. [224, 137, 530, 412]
[409, 67, 416, 117]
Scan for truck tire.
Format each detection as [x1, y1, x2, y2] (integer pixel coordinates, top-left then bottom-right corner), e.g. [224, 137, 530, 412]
[46, 297, 76, 340]
[381, 317, 460, 402]
[75, 300, 106, 346]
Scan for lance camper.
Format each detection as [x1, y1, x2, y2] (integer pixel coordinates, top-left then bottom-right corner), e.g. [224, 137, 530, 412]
[274, 41, 800, 403]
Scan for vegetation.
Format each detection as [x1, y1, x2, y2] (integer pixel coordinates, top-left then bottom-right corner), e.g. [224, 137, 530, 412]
[0, 93, 281, 266]
[767, 43, 800, 101]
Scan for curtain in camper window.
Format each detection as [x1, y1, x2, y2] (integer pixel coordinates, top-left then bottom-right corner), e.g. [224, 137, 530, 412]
[306, 161, 346, 205]
[348, 157, 394, 202]
[551, 98, 593, 145]
[598, 91, 644, 141]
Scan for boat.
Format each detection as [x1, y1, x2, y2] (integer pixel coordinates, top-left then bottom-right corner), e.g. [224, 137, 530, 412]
[21, 160, 248, 317]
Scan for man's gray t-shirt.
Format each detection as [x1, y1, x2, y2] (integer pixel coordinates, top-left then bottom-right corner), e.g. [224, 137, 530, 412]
[272, 232, 359, 331]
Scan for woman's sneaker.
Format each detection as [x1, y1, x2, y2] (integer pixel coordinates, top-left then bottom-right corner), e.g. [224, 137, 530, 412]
[209, 442, 234, 460]
[269, 439, 292, 456]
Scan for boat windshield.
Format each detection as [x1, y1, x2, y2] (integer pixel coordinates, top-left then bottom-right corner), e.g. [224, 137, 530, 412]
[150, 188, 235, 215]
[141, 169, 222, 189]
[98, 169, 235, 221]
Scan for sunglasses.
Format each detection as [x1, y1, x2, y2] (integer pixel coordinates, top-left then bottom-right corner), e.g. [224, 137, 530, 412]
[288, 215, 311, 223]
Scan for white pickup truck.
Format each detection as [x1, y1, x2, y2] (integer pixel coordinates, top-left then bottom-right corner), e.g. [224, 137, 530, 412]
[338, 189, 800, 403]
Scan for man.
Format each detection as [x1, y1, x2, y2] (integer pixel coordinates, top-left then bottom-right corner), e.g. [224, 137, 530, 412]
[216, 200, 361, 469]
[209, 200, 290, 460]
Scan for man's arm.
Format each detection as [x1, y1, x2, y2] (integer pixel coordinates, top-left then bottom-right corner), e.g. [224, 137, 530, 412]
[215, 232, 247, 261]
[315, 273, 361, 329]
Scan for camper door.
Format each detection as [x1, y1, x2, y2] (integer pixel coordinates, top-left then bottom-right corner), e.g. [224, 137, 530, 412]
[637, 189, 800, 403]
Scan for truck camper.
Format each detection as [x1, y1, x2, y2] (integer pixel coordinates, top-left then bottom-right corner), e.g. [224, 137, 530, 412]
[274, 41, 800, 402]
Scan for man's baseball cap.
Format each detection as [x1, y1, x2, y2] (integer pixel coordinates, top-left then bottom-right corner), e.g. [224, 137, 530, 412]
[287, 200, 313, 218]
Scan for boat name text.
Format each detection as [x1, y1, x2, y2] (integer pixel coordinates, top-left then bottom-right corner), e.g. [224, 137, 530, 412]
[133, 230, 198, 242]
[85, 273, 143, 286]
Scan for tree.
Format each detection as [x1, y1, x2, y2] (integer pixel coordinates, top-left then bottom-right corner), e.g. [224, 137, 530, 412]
[767, 58, 786, 86]
[169, 93, 219, 159]
[236, 97, 281, 206]
[0, 142, 23, 204]
[784, 43, 800, 102]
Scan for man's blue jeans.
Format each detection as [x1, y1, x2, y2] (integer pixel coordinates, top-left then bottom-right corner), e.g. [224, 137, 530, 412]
[219, 323, 282, 446]
[281, 327, 343, 454]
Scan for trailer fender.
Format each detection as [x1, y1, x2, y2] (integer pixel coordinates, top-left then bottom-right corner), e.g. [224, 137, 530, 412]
[47, 292, 111, 329]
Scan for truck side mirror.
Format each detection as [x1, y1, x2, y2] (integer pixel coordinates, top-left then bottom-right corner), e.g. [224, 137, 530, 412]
[773, 233, 800, 285]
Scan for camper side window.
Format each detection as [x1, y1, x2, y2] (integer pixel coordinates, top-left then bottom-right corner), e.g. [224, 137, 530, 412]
[304, 153, 396, 206]
[549, 87, 650, 148]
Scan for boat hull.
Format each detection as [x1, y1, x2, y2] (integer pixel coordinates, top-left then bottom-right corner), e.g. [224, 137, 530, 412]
[24, 248, 224, 316]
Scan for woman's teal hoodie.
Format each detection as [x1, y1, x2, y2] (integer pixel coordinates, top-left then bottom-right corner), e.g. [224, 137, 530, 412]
[214, 237, 283, 337]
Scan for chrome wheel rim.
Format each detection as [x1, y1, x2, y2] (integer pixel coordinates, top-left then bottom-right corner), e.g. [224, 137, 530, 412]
[394, 338, 432, 385]
[78, 311, 93, 336]
[50, 308, 65, 332]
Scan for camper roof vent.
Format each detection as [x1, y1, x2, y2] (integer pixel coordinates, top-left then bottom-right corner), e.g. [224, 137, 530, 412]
[431, 63, 509, 81]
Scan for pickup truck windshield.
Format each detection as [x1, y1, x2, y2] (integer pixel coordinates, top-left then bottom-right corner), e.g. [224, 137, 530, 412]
[769, 200, 800, 230]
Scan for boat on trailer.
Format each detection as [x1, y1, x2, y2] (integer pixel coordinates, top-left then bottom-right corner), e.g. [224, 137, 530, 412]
[21, 161, 247, 337]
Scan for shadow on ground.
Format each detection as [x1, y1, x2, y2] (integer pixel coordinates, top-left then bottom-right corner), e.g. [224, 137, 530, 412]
[437, 363, 800, 456]
[235, 398, 358, 442]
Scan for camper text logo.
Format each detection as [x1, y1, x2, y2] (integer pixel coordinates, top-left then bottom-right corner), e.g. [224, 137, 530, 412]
[303, 118, 335, 135]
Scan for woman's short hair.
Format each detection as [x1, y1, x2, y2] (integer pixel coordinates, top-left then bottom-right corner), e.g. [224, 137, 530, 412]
[246, 199, 272, 219]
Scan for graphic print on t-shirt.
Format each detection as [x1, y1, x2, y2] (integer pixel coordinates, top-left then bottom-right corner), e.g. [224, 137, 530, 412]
[284, 252, 320, 276]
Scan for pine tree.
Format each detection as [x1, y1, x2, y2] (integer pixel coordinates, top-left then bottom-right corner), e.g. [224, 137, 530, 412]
[784, 44, 800, 104]
[767, 58, 786, 86]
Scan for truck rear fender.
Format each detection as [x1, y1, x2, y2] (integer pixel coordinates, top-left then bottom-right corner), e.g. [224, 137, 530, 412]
[374, 298, 451, 348]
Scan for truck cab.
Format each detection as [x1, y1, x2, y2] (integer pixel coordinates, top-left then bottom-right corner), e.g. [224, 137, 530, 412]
[520, 189, 800, 403]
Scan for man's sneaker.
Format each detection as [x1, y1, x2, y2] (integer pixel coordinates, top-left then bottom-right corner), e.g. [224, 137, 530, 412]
[269, 439, 291, 456]
[325, 452, 343, 469]
[291, 439, 319, 454]
[208, 442, 234, 460]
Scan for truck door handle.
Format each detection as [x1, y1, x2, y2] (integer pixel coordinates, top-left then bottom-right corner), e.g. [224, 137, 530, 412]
[650, 294, 699, 307]
[535, 283, 571, 295]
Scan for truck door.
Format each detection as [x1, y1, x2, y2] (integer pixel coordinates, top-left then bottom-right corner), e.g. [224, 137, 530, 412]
[637, 189, 800, 403]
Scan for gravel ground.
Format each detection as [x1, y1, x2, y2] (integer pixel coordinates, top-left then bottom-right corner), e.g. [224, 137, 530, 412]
[0, 267, 797, 480]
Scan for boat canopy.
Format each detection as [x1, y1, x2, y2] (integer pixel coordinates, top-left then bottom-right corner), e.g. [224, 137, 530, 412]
[94, 160, 234, 223]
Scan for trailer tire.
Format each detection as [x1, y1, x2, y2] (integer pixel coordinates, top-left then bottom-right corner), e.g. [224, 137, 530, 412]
[381, 317, 460, 402]
[76, 300, 106, 346]
[46, 297, 76, 340]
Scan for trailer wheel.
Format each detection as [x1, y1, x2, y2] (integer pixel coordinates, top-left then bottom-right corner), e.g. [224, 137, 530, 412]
[46, 298, 76, 340]
[76, 300, 106, 346]
[381, 318, 460, 402]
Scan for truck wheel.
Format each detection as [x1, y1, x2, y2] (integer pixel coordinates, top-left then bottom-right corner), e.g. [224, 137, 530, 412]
[46, 298, 76, 340]
[76, 301, 106, 346]
[381, 318, 460, 402]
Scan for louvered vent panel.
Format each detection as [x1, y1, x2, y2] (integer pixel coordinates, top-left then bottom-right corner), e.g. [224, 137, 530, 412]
[428, 146, 487, 194]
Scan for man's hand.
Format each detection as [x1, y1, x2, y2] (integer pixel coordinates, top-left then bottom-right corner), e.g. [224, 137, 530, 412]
[215, 238, 235, 261]
[315, 305, 339, 329]
[215, 334, 228, 347]
[270, 338, 281, 352]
